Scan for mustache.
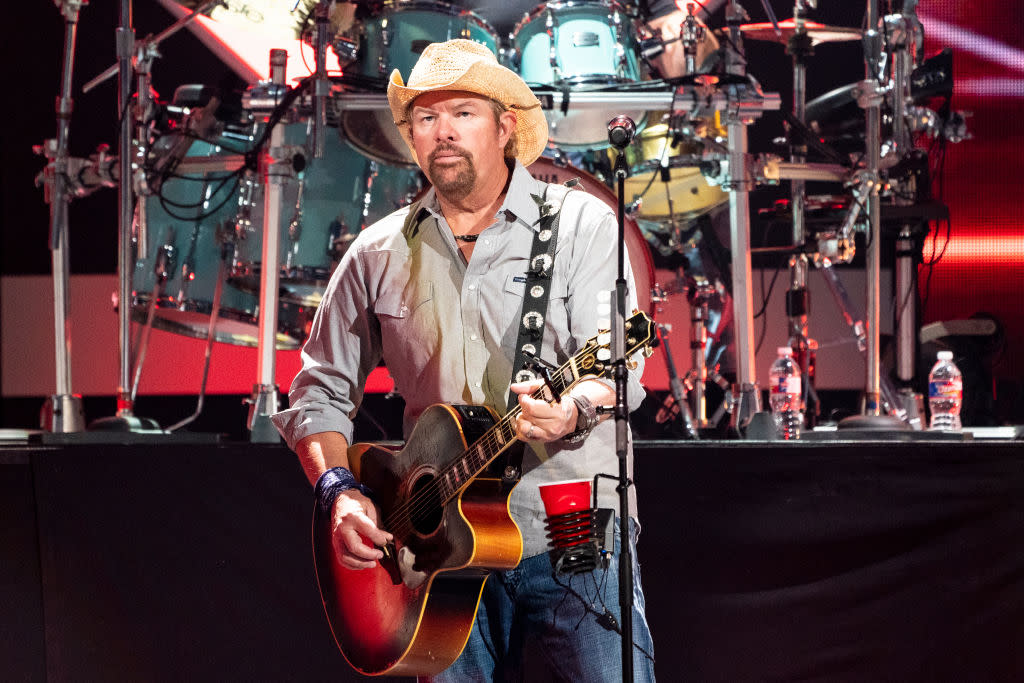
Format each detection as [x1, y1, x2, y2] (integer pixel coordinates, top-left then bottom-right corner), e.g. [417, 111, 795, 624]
[428, 145, 471, 163]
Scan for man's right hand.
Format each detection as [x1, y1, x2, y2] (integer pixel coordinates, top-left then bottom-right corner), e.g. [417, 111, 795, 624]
[331, 489, 394, 570]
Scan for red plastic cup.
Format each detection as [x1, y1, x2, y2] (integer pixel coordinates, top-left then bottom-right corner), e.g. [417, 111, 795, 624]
[538, 478, 592, 517]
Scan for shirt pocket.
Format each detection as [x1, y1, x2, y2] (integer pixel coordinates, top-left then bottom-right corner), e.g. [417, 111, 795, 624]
[375, 281, 437, 374]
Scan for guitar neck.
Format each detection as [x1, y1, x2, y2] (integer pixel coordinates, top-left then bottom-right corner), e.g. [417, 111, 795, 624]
[431, 355, 584, 505]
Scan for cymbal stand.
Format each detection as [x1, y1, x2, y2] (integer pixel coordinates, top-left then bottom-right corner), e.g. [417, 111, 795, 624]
[248, 49, 289, 443]
[38, 0, 88, 433]
[847, 0, 905, 426]
[722, 0, 769, 433]
[885, 0, 926, 426]
[783, 1, 820, 427]
[77, 0, 160, 431]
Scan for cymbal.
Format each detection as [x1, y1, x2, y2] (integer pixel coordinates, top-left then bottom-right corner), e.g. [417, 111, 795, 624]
[739, 19, 862, 46]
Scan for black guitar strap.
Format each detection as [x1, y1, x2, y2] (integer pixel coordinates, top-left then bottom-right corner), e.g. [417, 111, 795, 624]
[501, 179, 578, 482]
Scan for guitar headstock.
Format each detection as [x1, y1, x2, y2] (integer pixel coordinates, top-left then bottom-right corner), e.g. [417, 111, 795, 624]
[573, 311, 657, 381]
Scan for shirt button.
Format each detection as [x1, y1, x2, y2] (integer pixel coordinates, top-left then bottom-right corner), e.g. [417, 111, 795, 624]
[475, 382, 482, 388]
[470, 334, 478, 341]
[468, 284, 476, 291]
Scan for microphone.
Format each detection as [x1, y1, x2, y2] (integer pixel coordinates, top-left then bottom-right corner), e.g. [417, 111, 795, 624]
[607, 115, 636, 150]
[311, 1, 331, 159]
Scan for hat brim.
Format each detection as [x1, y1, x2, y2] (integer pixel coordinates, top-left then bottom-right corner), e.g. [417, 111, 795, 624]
[387, 60, 548, 168]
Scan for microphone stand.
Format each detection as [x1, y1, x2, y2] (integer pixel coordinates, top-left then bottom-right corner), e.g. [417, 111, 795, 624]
[88, 0, 163, 432]
[608, 119, 634, 683]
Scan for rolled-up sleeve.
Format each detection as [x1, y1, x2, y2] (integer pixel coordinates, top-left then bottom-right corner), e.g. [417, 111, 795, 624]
[270, 237, 385, 450]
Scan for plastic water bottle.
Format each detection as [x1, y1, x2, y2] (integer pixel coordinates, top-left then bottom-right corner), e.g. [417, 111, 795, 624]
[769, 347, 803, 439]
[928, 350, 963, 431]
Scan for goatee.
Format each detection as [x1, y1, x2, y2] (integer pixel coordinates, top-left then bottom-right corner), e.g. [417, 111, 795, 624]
[428, 147, 476, 200]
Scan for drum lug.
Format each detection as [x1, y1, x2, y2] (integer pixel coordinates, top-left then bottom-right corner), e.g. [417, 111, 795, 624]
[379, 19, 392, 74]
[545, 8, 560, 80]
[153, 240, 176, 284]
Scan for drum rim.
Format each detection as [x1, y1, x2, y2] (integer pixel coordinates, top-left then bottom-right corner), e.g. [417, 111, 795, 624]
[131, 294, 305, 349]
[513, 0, 633, 38]
[375, 0, 498, 37]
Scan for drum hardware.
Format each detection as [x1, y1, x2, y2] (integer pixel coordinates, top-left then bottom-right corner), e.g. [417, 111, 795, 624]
[680, 3, 707, 76]
[79, 0, 229, 434]
[815, 256, 908, 424]
[653, 323, 699, 439]
[696, 3, 783, 434]
[37, 0, 89, 433]
[653, 274, 736, 435]
[781, 2, 813, 430]
[249, 48, 288, 444]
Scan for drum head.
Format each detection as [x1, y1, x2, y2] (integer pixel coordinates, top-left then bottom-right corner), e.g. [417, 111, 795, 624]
[341, 1, 498, 167]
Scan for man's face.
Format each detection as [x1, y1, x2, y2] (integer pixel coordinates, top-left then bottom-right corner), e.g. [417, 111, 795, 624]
[409, 91, 515, 200]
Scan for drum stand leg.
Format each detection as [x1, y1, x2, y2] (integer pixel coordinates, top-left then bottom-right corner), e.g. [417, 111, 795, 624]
[894, 225, 925, 429]
[816, 259, 908, 423]
[654, 324, 699, 439]
[785, 6, 821, 429]
[724, 99, 765, 434]
[247, 49, 288, 444]
[720, 2, 771, 436]
[129, 245, 170, 409]
[164, 251, 229, 432]
[39, 0, 87, 433]
[687, 281, 713, 430]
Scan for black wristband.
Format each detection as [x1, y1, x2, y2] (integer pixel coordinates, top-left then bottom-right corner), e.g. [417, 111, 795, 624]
[314, 466, 375, 517]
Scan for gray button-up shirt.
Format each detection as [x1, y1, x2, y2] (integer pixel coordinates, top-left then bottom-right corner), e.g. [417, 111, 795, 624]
[272, 161, 645, 557]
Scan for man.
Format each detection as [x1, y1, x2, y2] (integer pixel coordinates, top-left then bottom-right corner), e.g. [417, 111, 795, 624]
[271, 39, 656, 682]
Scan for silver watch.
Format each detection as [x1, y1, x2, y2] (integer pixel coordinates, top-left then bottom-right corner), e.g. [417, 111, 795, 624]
[563, 394, 598, 444]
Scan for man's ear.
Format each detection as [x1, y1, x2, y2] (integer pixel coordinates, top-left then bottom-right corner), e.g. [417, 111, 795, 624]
[498, 111, 518, 146]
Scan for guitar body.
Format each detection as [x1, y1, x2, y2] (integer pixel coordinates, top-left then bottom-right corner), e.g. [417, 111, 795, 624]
[312, 403, 524, 676]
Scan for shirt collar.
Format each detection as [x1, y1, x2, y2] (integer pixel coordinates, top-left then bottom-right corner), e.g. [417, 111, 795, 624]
[402, 160, 548, 239]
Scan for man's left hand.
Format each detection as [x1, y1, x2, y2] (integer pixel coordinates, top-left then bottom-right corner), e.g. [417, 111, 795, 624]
[511, 379, 577, 442]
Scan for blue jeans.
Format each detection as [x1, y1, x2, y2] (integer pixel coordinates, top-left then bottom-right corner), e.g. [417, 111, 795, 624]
[423, 518, 656, 683]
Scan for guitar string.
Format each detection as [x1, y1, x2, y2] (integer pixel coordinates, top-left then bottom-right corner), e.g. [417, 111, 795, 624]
[382, 366, 574, 538]
[382, 318, 649, 540]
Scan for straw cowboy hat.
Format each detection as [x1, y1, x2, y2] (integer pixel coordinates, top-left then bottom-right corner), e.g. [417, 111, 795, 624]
[387, 39, 548, 167]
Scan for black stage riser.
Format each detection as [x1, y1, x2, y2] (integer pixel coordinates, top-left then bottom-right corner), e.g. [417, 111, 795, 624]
[3, 441, 1023, 682]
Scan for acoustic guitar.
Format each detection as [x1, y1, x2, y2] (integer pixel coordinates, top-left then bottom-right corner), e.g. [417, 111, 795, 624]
[312, 311, 656, 676]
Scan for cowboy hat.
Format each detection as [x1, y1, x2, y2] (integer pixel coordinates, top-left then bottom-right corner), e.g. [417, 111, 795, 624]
[386, 39, 548, 167]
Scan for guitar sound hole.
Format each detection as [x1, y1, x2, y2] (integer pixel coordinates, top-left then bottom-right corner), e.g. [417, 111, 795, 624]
[408, 473, 444, 535]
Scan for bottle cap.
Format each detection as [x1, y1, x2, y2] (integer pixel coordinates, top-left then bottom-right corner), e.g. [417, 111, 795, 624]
[777, 347, 793, 356]
[937, 350, 953, 361]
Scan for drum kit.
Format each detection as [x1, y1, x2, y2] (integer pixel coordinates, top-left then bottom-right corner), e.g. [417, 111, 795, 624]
[37, 0, 964, 438]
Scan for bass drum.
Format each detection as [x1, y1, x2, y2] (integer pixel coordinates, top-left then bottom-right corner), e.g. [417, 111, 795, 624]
[339, 1, 498, 167]
[228, 119, 424, 306]
[132, 126, 314, 349]
[527, 157, 654, 314]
